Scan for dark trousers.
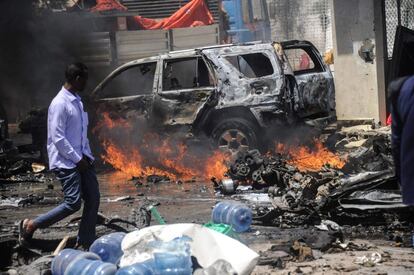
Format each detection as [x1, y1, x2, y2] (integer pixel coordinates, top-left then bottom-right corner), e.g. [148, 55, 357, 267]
[33, 167, 100, 245]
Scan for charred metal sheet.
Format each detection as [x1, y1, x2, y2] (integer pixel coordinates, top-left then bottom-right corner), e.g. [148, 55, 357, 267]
[153, 88, 215, 125]
[201, 44, 285, 107]
[97, 95, 153, 120]
[295, 74, 334, 115]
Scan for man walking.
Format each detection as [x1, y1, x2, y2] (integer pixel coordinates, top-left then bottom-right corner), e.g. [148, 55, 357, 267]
[20, 62, 100, 248]
[390, 75, 414, 205]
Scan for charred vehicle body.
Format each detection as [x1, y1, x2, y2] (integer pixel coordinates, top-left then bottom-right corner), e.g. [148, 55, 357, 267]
[92, 41, 335, 153]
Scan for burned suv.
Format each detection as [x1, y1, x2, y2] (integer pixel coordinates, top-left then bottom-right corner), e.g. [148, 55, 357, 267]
[92, 41, 334, 153]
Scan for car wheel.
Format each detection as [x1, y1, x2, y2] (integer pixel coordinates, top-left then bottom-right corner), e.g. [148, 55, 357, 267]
[211, 118, 259, 156]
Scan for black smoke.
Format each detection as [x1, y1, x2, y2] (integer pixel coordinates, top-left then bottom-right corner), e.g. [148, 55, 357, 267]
[0, 0, 106, 122]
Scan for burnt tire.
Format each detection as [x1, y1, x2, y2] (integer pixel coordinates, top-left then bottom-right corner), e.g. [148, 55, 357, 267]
[211, 118, 260, 155]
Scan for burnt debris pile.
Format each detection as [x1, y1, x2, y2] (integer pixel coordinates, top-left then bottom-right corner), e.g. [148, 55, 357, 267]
[217, 125, 413, 227]
[0, 108, 51, 184]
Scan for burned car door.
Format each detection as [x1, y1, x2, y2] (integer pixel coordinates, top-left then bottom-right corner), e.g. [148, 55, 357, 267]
[92, 61, 158, 122]
[151, 56, 217, 127]
[281, 41, 335, 117]
[200, 44, 288, 125]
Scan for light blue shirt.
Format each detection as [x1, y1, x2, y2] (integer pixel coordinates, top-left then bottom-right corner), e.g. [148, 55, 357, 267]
[47, 86, 94, 170]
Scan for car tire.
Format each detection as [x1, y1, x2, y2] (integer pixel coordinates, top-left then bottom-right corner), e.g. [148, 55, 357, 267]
[211, 118, 260, 155]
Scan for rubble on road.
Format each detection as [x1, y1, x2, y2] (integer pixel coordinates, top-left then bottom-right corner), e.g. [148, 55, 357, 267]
[217, 125, 413, 227]
[2, 123, 414, 274]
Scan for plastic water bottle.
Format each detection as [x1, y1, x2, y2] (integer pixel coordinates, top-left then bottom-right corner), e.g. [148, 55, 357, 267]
[90, 232, 126, 264]
[153, 252, 192, 275]
[116, 260, 155, 275]
[148, 236, 193, 275]
[51, 248, 100, 275]
[211, 201, 252, 232]
[65, 258, 117, 275]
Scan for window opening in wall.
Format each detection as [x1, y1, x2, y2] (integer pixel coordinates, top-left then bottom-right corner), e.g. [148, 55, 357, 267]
[100, 62, 156, 98]
[162, 57, 214, 91]
[225, 53, 274, 78]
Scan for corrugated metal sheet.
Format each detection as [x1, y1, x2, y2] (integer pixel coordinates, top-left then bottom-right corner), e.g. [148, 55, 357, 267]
[115, 24, 219, 64]
[75, 32, 112, 66]
[116, 29, 170, 63]
[120, 0, 220, 22]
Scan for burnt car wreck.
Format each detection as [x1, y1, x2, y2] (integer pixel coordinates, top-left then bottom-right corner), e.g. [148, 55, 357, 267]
[92, 41, 335, 154]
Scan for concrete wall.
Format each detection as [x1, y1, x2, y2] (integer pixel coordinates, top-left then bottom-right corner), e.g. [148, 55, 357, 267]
[267, 0, 332, 53]
[331, 0, 386, 123]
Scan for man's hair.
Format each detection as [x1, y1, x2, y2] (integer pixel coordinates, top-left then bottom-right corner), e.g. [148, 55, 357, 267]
[65, 62, 88, 83]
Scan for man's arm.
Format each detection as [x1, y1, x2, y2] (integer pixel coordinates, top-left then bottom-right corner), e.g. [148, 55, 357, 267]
[48, 103, 82, 164]
[84, 138, 95, 161]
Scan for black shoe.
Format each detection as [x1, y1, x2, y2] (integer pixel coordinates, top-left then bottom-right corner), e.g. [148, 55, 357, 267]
[18, 219, 33, 246]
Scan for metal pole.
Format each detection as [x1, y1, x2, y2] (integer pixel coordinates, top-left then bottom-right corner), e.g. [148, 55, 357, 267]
[397, 0, 402, 26]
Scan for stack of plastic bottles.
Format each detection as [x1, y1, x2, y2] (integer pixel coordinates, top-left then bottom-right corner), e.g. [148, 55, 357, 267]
[90, 232, 126, 265]
[52, 232, 126, 275]
[52, 248, 117, 275]
[51, 201, 251, 275]
[51, 233, 193, 275]
[211, 201, 252, 232]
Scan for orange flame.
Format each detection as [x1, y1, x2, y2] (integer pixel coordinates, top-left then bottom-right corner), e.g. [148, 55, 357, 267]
[276, 140, 345, 172]
[204, 150, 231, 179]
[97, 113, 230, 181]
[93, 112, 131, 133]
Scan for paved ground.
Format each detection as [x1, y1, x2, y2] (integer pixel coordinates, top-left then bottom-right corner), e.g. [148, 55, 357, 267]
[1, 173, 414, 274]
[1, 127, 414, 273]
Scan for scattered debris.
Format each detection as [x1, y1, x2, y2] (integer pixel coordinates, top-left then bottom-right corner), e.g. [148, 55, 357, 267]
[31, 163, 46, 173]
[218, 126, 414, 228]
[290, 240, 314, 262]
[354, 252, 382, 267]
[107, 196, 133, 202]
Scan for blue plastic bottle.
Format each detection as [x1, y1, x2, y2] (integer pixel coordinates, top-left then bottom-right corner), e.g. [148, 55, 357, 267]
[90, 232, 126, 265]
[65, 258, 117, 275]
[51, 248, 100, 275]
[153, 252, 192, 275]
[211, 201, 252, 232]
[116, 260, 155, 275]
[147, 236, 193, 275]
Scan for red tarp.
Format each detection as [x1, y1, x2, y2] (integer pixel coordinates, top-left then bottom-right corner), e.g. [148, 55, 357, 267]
[134, 0, 214, 30]
[90, 0, 127, 12]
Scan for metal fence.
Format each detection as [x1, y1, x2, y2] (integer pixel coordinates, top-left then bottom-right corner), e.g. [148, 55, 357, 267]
[385, 0, 414, 58]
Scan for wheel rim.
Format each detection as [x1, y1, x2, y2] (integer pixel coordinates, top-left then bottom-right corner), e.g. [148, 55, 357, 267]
[218, 129, 250, 155]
